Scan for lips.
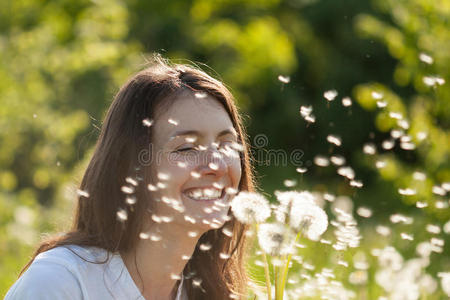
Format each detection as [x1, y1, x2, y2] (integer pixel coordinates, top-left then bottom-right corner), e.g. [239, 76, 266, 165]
[183, 187, 225, 201]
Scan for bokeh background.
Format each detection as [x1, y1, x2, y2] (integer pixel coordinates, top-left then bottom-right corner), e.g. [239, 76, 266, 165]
[0, 0, 449, 298]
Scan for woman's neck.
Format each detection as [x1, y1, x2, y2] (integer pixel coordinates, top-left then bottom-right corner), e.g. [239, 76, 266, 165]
[121, 222, 203, 300]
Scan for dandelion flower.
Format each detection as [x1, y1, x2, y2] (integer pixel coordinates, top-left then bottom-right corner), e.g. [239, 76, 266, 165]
[274, 191, 315, 222]
[324, 90, 338, 101]
[230, 192, 271, 224]
[278, 75, 290, 84]
[438, 272, 450, 297]
[289, 201, 328, 240]
[257, 223, 292, 256]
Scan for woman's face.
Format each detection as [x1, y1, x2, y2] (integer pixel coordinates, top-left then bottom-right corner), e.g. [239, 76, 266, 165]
[148, 92, 242, 233]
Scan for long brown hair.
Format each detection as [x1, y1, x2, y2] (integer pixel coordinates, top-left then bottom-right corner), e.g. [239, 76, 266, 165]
[21, 56, 255, 299]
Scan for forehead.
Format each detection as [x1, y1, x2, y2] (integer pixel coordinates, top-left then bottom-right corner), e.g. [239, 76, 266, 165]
[153, 92, 235, 144]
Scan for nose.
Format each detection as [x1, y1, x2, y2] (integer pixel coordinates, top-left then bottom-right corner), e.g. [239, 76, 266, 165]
[197, 145, 227, 178]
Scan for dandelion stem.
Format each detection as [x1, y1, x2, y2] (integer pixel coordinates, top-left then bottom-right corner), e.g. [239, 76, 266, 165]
[278, 232, 301, 299]
[275, 256, 285, 300]
[256, 224, 272, 300]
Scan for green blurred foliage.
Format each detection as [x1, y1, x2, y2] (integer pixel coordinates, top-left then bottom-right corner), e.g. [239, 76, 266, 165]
[0, 0, 448, 297]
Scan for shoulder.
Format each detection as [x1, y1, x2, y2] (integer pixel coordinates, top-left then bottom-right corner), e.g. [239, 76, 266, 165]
[5, 245, 110, 300]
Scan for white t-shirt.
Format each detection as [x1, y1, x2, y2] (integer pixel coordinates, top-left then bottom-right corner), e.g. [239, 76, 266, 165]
[5, 245, 185, 300]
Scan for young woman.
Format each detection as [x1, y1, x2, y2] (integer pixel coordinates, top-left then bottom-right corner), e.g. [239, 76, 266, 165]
[5, 57, 255, 300]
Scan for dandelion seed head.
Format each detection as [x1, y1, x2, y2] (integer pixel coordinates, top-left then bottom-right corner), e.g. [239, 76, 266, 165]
[139, 232, 150, 239]
[314, 155, 330, 167]
[349, 270, 368, 285]
[304, 114, 316, 123]
[199, 243, 212, 251]
[257, 223, 291, 256]
[337, 166, 355, 180]
[116, 209, 128, 222]
[371, 91, 383, 99]
[400, 142, 416, 150]
[430, 237, 444, 247]
[283, 179, 297, 187]
[194, 92, 208, 99]
[296, 167, 308, 173]
[438, 272, 450, 297]
[142, 118, 153, 127]
[413, 171, 426, 181]
[362, 143, 376, 155]
[150, 234, 162, 242]
[416, 131, 428, 141]
[382, 139, 395, 150]
[391, 129, 404, 139]
[389, 112, 403, 120]
[147, 184, 158, 191]
[443, 220, 450, 234]
[184, 215, 196, 224]
[332, 196, 354, 214]
[121, 185, 134, 194]
[416, 201, 428, 208]
[187, 231, 198, 238]
[356, 207, 372, 218]
[324, 90, 338, 101]
[168, 118, 179, 125]
[376, 100, 387, 108]
[400, 232, 414, 241]
[208, 162, 219, 170]
[342, 97, 352, 107]
[221, 227, 233, 237]
[376, 225, 391, 236]
[416, 241, 433, 257]
[350, 180, 363, 188]
[278, 75, 290, 84]
[161, 215, 174, 223]
[390, 213, 413, 224]
[327, 135, 342, 147]
[426, 224, 440, 234]
[190, 171, 201, 178]
[275, 191, 317, 222]
[419, 53, 433, 64]
[323, 193, 335, 202]
[375, 160, 386, 169]
[289, 201, 328, 240]
[330, 155, 345, 166]
[398, 188, 417, 196]
[225, 187, 238, 195]
[170, 273, 181, 280]
[76, 189, 90, 198]
[151, 214, 162, 223]
[435, 200, 448, 209]
[230, 192, 271, 224]
[300, 105, 313, 117]
[432, 185, 446, 196]
[397, 119, 410, 130]
[423, 75, 445, 86]
[125, 196, 136, 205]
[377, 246, 403, 271]
[125, 177, 138, 186]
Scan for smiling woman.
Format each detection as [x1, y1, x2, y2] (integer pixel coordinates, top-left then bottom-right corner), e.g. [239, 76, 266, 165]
[5, 56, 255, 300]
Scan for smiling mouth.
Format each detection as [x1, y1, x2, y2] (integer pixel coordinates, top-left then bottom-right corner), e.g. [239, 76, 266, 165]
[183, 187, 226, 201]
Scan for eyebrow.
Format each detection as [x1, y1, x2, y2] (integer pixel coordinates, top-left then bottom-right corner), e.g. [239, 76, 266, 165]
[169, 128, 238, 140]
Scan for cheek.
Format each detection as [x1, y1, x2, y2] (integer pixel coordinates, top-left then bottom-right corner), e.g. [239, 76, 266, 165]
[229, 158, 242, 188]
[152, 153, 193, 192]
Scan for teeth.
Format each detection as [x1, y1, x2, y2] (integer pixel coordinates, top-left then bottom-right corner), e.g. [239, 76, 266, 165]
[185, 188, 222, 200]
